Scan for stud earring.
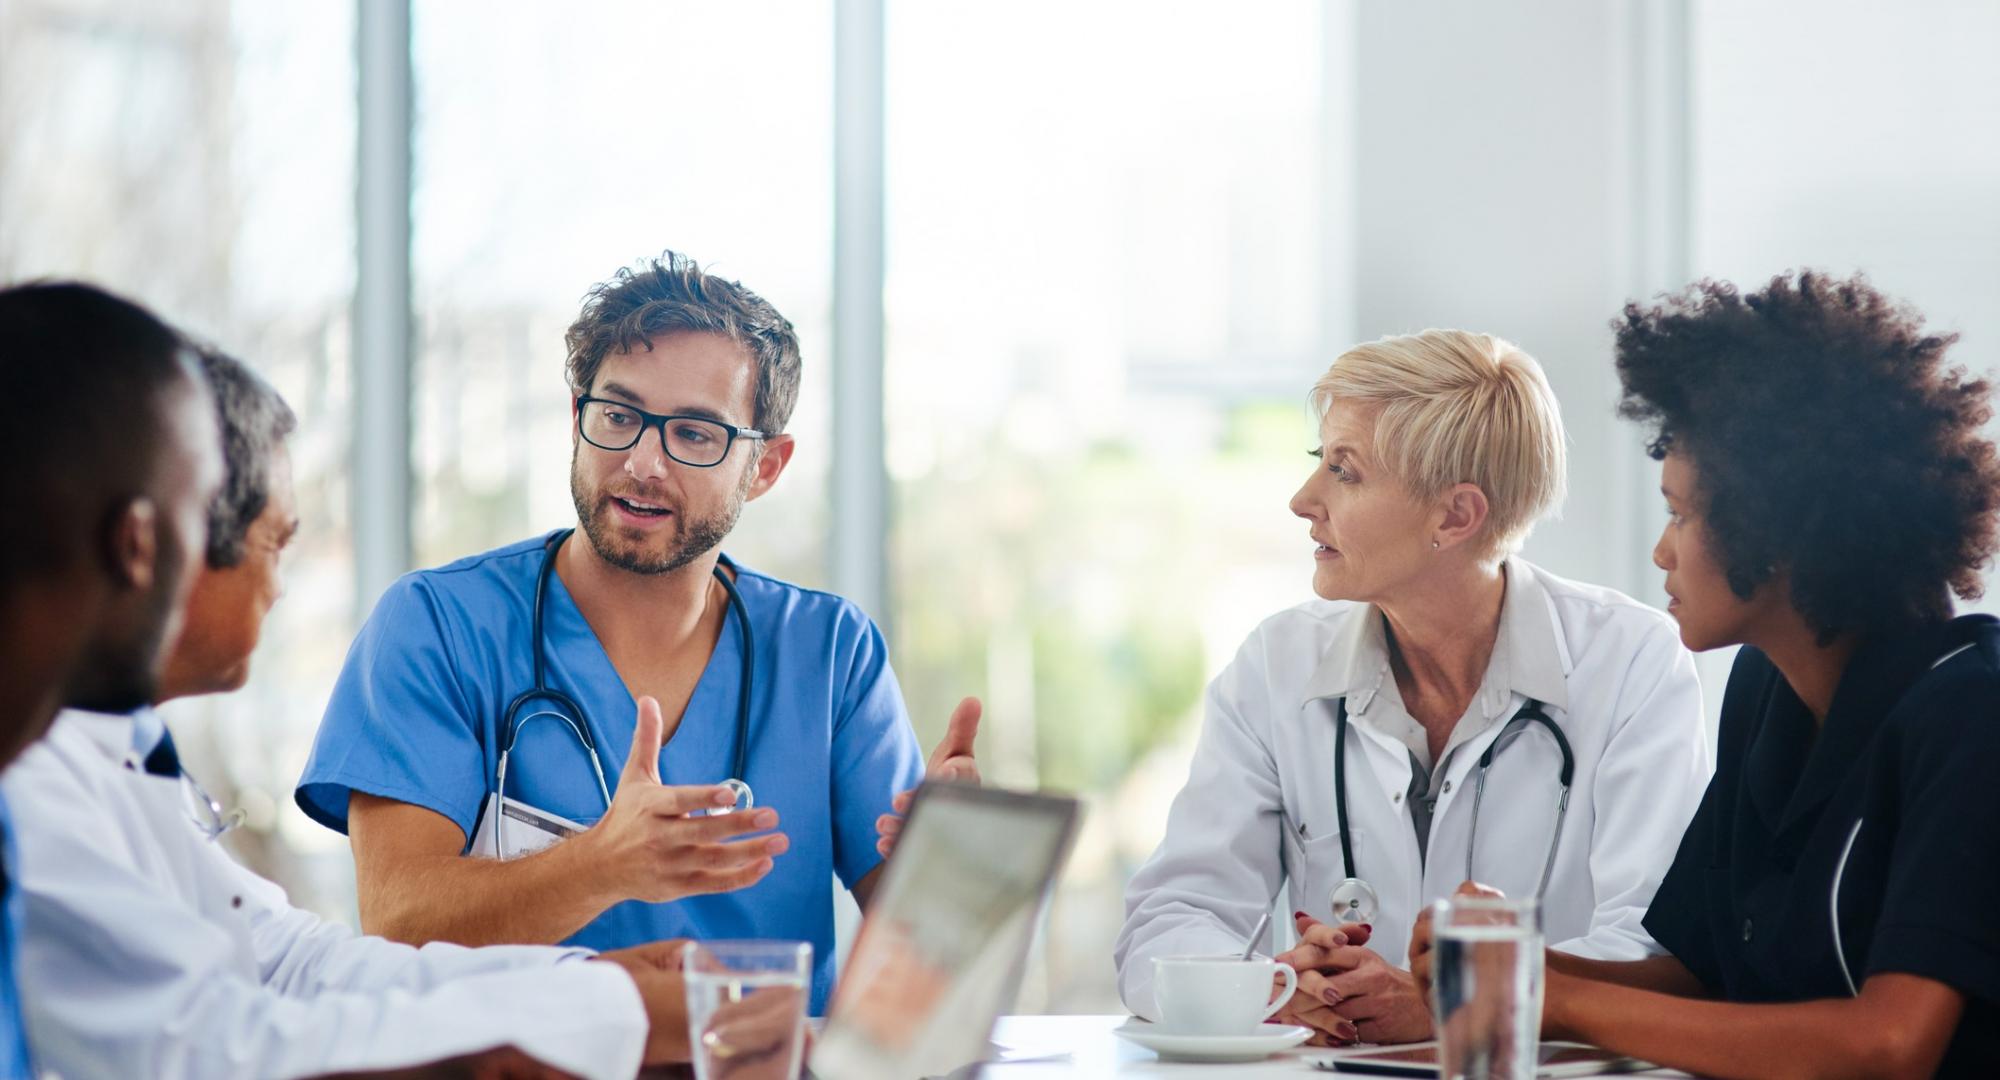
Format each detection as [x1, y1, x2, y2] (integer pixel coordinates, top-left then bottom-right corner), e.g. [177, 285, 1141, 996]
[1432, 540, 1441, 550]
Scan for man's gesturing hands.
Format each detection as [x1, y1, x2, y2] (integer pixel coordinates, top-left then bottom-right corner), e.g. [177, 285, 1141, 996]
[875, 697, 982, 859]
[578, 695, 789, 904]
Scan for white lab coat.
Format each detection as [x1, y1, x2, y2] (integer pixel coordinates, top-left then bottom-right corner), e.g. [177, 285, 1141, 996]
[1115, 559, 1711, 1019]
[2, 710, 650, 1080]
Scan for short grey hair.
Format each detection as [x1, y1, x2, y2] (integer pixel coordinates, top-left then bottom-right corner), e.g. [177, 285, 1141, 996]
[194, 345, 296, 568]
[1311, 329, 1568, 558]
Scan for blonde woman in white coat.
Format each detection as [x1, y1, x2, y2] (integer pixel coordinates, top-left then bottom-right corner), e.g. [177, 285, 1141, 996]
[1114, 330, 1710, 1046]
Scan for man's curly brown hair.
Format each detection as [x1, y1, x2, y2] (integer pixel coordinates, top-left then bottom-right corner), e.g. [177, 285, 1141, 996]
[1614, 270, 2000, 641]
[564, 250, 802, 434]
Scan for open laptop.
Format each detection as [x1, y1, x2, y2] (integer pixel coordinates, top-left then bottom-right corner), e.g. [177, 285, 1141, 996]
[810, 781, 1082, 1080]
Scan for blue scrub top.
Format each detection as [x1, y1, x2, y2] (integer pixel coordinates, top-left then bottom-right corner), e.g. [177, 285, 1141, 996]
[295, 532, 925, 1011]
[0, 793, 37, 1079]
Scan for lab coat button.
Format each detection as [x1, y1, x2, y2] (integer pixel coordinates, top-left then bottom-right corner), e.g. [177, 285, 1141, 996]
[1441, 781, 1453, 794]
[1392, 792, 1403, 803]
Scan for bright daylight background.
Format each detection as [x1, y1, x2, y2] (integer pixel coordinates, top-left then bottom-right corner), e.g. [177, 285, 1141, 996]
[3, 0, 1996, 1012]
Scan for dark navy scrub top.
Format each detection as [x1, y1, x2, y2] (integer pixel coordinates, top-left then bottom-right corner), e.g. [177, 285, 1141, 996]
[1644, 615, 2000, 1077]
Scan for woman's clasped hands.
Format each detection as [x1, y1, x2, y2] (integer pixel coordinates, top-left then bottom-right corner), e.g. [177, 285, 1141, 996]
[1267, 913, 1435, 1047]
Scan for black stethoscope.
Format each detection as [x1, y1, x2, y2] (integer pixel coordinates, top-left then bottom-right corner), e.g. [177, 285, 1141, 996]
[494, 528, 756, 854]
[1322, 696, 1575, 924]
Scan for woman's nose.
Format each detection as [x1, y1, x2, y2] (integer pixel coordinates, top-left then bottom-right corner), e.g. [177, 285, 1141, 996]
[1290, 480, 1320, 521]
[1651, 527, 1673, 571]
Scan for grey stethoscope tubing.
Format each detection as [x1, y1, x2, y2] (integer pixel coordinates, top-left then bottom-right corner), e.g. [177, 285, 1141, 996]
[494, 528, 755, 855]
[1326, 696, 1576, 924]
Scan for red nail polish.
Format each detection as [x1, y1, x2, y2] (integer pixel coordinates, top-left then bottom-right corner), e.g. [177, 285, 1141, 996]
[1359, 923, 1372, 932]
[1322, 989, 1341, 1006]
[1294, 910, 1310, 921]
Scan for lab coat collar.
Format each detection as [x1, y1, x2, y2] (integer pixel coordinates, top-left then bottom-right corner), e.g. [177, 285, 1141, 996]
[1499, 559, 1570, 713]
[53, 707, 143, 766]
[1297, 558, 1570, 714]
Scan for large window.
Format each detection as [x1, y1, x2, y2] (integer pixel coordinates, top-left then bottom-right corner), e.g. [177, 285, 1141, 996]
[410, 1, 833, 585]
[0, 0, 359, 911]
[885, 0, 1335, 1011]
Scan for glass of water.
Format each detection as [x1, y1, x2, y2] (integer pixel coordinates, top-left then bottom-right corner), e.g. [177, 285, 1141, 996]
[684, 940, 812, 1080]
[1430, 897, 1543, 1080]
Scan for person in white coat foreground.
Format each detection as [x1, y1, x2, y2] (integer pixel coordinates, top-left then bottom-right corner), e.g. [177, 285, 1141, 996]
[4, 344, 726, 1079]
[1115, 329, 1712, 1046]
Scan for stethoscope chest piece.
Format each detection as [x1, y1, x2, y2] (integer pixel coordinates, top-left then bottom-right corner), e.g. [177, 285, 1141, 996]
[717, 777, 755, 814]
[1328, 877, 1379, 925]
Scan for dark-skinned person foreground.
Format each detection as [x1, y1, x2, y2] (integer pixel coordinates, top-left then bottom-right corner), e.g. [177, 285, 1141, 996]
[0, 293, 780, 1078]
[0, 282, 226, 1079]
[1411, 271, 2000, 1079]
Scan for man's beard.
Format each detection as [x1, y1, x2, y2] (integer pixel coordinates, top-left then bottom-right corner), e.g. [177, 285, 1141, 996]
[571, 456, 755, 576]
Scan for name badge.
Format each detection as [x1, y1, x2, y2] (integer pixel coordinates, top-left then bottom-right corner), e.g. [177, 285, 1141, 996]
[469, 792, 590, 860]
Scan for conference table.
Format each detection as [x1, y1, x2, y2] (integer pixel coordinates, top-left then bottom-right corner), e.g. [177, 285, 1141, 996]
[972, 1016, 1691, 1078]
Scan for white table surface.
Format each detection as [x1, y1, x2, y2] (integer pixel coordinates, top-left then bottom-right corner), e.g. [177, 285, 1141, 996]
[974, 1016, 1691, 1078]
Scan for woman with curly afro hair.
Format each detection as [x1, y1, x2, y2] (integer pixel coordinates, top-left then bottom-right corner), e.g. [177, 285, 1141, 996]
[1414, 271, 2000, 1078]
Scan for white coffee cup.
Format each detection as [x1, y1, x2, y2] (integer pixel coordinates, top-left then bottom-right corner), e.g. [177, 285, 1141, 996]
[1151, 955, 1298, 1036]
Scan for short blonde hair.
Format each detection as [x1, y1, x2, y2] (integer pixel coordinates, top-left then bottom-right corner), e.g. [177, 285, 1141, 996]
[1311, 329, 1567, 556]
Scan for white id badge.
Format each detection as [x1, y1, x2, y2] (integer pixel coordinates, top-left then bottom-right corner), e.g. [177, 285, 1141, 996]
[469, 792, 590, 860]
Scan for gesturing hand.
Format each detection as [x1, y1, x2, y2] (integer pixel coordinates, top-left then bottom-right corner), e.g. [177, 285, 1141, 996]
[875, 696, 982, 858]
[582, 696, 790, 904]
[691, 979, 810, 1080]
[596, 940, 692, 1065]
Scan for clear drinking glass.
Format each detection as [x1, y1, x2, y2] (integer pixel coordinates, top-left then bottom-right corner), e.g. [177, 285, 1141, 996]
[1431, 897, 1544, 1080]
[684, 940, 812, 1080]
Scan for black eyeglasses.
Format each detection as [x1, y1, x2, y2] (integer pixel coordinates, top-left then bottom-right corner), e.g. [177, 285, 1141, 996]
[574, 395, 766, 468]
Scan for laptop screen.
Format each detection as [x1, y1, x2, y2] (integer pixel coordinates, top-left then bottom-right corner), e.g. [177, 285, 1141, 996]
[812, 782, 1081, 1080]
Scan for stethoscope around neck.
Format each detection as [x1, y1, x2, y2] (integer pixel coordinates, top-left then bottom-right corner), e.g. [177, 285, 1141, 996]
[494, 528, 756, 854]
[1320, 695, 1575, 924]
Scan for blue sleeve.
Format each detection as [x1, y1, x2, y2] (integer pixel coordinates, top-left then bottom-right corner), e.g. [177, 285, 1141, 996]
[293, 576, 489, 842]
[827, 612, 924, 889]
[0, 795, 37, 1080]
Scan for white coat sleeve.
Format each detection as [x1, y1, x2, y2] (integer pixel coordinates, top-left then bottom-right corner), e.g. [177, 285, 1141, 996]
[6, 748, 649, 1080]
[1113, 637, 1287, 1019]
[228, 857, 600, 998]
[1552, 619, 1712, 961]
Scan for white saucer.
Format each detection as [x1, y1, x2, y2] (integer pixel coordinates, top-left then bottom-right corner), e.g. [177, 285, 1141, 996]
[1113, 1019, 1313, 1063]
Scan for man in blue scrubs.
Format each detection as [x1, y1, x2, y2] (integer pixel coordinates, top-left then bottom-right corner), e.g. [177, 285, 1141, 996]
[297, 251, 971, 1012]
[0, 282, 228, 1078]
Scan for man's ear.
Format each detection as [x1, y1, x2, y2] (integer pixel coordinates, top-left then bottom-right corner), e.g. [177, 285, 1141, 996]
[105, 497, 160, 591]
[1431, 483, 1491, 552]
[745, 434, 796, 503]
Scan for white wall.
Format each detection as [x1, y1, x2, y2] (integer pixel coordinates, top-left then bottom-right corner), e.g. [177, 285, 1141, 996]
[1346, 0, 1679, 603]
